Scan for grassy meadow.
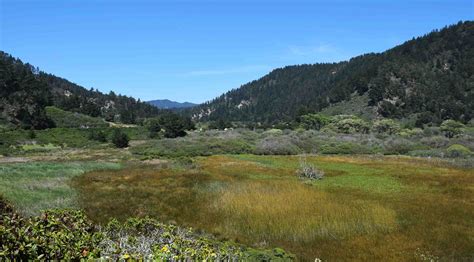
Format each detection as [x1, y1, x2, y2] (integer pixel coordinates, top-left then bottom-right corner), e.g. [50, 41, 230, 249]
[69, 155, 474, 261]
[0, 162, 121, 216]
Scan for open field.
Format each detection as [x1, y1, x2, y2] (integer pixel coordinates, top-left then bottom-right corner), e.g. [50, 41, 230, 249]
[67, 155, 474, 261]
[0, 162, 121, 216]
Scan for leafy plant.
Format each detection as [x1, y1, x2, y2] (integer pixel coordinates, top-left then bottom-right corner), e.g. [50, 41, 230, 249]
[446, 144, 471, 158]
[372, 119, 400, 135]
[88, 130, 107, 142]
[111, 129, 129, 148]
[440, 119, 465, 138]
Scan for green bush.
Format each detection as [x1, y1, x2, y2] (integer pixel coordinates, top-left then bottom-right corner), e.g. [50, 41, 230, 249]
[383, 138, 418, 155]
[300, 113, 330, 130]
[446, 144, 471, 158]
[1, 209, 102, 260]
[372, 119, 400, 135]
[440, 120, 465, 138]
[326, 115, 370, 134]
[318, 141, 375, 154]
[111, 129, 129, 148]
[0, 199, 295, 261]
[88, 130, 107, 142]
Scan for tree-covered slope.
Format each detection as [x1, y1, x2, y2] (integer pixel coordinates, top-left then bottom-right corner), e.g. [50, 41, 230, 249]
[189, 21, 474, 125]
[147, 99, 196, 109]
[0, 52, 164, 128]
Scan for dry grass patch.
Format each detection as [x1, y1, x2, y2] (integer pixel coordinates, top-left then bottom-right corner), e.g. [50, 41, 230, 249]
[212, 180, 397, 242]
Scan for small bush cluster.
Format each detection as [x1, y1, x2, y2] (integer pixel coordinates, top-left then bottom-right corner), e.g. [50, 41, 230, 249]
[446, 144, 471, 158]
[111, 129, 129, 148]
[87, 130, 107, 142]
[296, 156, 324, 180]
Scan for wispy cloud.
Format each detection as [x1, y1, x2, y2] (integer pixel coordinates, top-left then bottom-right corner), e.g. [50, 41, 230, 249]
[288, 43, 337, 56]
[182, 65, 271, 77]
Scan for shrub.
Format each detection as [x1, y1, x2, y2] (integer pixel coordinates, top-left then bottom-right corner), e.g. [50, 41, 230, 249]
[145, 118, 162, 138]
[208, 119, 233, 130]
[318, 141, 375, 154]
[372, 119, 400, 135]
[300, 113, 330, 130]
[446, 144, 472, 158]
[27, 129, 36, 139]
[399, 128, 424, 138]
[328, 115, 370, 134]
[1, 209, 102, 260]
[383, 138, 417, 155]
[255, 136, 301, 155]
[0, 201, 295, 261]
[440, 120, 465, 138]
[111, 129, 129, 148]
[296, 156, 324, 180]
[420, 135, 449, 148]
[158, 113, 190, 138]
[88, 130, 107, 142]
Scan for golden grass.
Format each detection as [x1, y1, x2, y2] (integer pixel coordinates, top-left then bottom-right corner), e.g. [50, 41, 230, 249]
[212, 180, 397, 242]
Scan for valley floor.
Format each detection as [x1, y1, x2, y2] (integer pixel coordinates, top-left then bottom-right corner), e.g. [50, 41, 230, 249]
[1, 151, 473, 261]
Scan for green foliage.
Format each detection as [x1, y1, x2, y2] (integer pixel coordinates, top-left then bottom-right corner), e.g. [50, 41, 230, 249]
[0, 53, 54, 129]
[45, 106, 108, 128]
[318, 141, 377, 154]
[146, 113, 194, 138]
[300, 113, 330, 130]
[440, 119, 465, 138]
[134, 136, 253, 158]
[0, 200, 294, 261]
[111, 129, 129, 148]
[446, 144, 471, 158]
[87, 130, 107, 142]
[326, 115, 370, 134]
[372, 119, 401, 135]
[208, 119, 233, 130]
[1, 209, 102, 260]
[20, 143, 61, 152]
[145, 117, 162, 138]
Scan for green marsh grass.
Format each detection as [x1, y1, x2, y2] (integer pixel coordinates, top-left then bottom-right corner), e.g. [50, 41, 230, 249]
[0, 161, 121, 216]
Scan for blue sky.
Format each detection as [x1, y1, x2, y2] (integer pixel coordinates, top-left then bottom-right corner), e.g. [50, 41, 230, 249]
[1, 0, 472, 103]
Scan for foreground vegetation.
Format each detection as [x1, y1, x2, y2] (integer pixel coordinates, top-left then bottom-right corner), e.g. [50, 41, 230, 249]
[0, 199, 294, 260]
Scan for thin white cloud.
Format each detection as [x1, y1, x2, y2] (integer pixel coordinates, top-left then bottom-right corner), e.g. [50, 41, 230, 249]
[288, 43, 337, 56]
[182, 65, 271, 77]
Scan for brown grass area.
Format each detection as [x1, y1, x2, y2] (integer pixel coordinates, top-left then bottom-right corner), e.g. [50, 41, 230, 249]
[72, 155, 474, 261]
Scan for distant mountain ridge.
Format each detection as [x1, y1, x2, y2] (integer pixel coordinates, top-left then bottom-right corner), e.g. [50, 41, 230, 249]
[188, 21, 474, 126]
[147, 99, 196, 109]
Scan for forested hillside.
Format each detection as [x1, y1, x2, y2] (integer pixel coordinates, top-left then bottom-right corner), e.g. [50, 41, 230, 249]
[190, 21, 474, 126]
[0, 52, 163, 129]
[147, 99, 196, 109]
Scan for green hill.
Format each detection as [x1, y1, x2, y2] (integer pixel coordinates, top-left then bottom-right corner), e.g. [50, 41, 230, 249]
[189, 21, 473, 126]
[0, 52, 167, 129]
[45, 106, 109, 128]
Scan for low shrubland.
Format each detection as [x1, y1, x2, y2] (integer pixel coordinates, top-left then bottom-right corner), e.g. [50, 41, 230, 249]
[132, 128, 473, 162]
